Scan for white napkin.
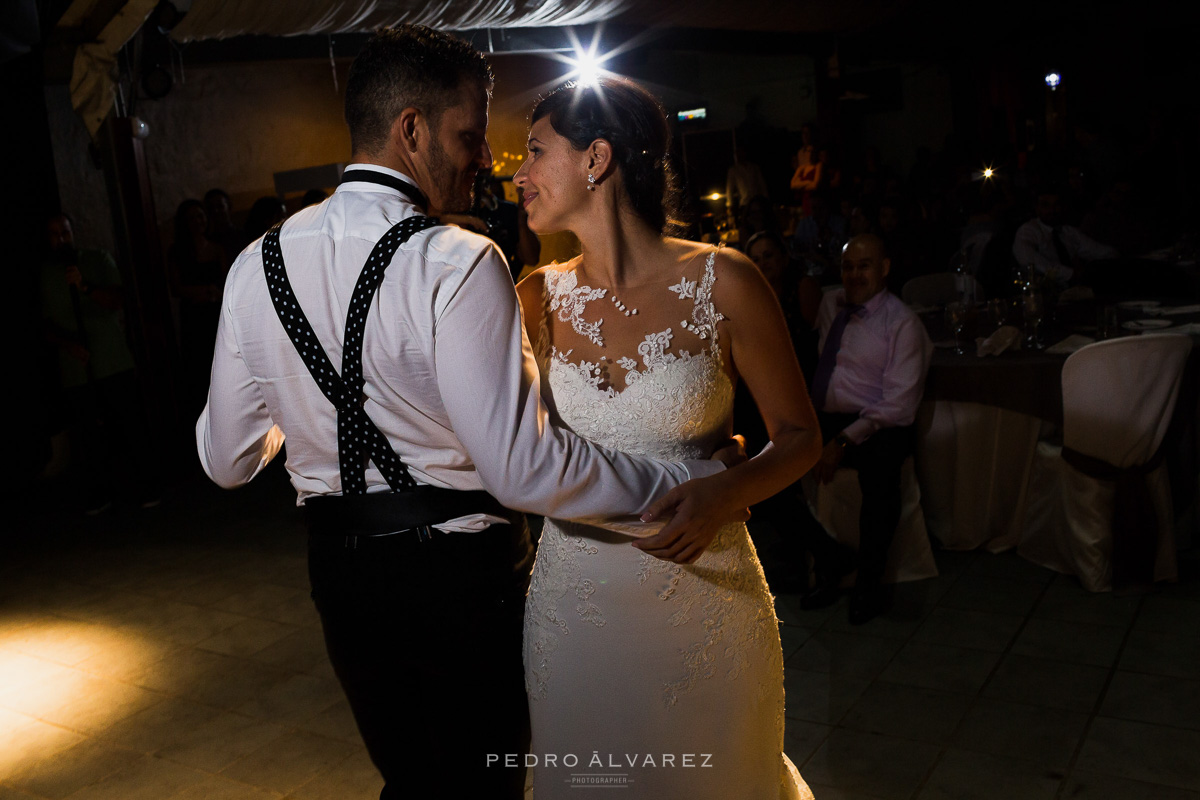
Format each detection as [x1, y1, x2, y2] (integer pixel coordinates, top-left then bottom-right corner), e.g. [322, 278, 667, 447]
[1058, 286, 1095, 303]
[1045, 334, 1095, 355]
[976, 325, 1021, 357]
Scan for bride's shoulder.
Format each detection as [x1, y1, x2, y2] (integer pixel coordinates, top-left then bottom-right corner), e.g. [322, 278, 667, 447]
[515, 257, 581, 307]
[666, 240, 774, 321]
[663, 238, 754, 272]
[664, 239, 761, 293]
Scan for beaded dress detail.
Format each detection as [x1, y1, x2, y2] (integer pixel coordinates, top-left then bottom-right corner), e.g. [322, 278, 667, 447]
[522, 248, 810, 799]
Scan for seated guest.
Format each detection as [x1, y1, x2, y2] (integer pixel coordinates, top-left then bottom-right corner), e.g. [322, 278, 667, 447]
[793, 234, 933, 624]
[847, 200, 877, 239]
[737, 194, 779, 251]
[1013, 188, 1117, 285]
[745, 230, 820, 379]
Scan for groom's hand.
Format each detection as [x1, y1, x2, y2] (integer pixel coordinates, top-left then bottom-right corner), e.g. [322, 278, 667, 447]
[710, 434, 748, 469]
[633, 477, 750, 564]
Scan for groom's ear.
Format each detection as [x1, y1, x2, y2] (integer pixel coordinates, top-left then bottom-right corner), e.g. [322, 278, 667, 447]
[587, 139, 615, 184]
[392, 107, 422, 155]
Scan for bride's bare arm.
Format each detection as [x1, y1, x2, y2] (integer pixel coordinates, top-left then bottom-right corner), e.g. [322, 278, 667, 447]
[636, 249, 823, 563]
[514, 268, 546, 348]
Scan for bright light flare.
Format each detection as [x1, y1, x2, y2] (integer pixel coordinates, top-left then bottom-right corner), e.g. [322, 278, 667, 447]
[575, 54, 603, 87]
[565, 48, 611, 87]
[707, 192, 723, 201]
[558, 27, 618, 88]
[973, 164, 997, 182]
[1044, 72, 1061, 90]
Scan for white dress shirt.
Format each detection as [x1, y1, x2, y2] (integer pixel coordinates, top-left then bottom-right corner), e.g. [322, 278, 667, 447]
[197, 164, 719, 531]
[815, 288, 933, 444]
[1012, 218, 1118, 283]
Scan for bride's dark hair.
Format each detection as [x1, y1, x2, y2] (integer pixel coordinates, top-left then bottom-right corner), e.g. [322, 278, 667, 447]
[531, 77, 681, 234]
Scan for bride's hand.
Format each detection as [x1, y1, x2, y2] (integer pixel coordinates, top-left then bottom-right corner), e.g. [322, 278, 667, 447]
[633, 476, 750, 564]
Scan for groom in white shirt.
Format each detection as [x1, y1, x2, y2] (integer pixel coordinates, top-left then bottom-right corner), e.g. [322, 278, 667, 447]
[197, 25, 734, 800]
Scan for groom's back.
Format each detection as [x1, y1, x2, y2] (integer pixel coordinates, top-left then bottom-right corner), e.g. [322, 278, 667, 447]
[218, 179, 506, 500]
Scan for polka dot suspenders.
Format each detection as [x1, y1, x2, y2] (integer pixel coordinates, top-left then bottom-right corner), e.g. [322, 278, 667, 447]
[261, 215, 439, 495]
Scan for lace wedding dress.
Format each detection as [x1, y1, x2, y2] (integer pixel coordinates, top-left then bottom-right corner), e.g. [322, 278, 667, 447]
[522, 248, 811, 799]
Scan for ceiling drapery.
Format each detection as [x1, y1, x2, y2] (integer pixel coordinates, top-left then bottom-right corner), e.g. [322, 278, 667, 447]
[67, 0, 159, 136]
[169, 0, 634, 41]
[61, 0, 632, 135]
[168, 0, 902, 40]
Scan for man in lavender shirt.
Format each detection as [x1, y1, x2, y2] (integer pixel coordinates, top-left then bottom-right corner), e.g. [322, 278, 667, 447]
[796, 233, 933, 624]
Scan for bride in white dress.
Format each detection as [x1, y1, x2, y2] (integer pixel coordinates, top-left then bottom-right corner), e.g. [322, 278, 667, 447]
[513, 77, 819, 800]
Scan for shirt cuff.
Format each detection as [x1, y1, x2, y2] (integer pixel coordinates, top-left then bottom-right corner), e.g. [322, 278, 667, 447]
[681, 458, 725, 481]
[841, 417, 879, 445]
[752, 441, 775, 459]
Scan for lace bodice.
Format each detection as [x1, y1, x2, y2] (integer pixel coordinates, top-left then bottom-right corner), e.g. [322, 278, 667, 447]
[534, 247, 734, 461]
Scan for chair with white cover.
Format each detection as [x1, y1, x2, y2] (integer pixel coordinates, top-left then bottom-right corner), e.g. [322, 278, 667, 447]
[1018, 333, 1192, 591]
[803, 458, 939, 583]
[901, 273, 984, 307]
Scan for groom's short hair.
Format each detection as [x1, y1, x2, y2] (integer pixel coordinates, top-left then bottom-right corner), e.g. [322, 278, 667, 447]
[345, 25, 493, 156]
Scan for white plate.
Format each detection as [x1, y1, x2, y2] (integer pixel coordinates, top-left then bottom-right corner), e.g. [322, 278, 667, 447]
[1122, 319, 1173, 331]
[1117, 300, 1161, 310]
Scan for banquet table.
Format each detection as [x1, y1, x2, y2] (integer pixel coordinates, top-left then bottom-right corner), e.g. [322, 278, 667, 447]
[913, 298, 1200, 554]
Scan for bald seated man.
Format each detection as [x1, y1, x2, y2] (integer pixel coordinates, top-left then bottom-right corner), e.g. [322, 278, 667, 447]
[793, 234, 933, 624]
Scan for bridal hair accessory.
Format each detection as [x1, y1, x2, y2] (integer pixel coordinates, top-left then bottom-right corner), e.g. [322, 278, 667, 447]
[587, 174, 597, 191]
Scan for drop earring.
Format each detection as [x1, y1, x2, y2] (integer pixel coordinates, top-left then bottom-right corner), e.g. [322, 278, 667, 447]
[587, 174, 597, 191]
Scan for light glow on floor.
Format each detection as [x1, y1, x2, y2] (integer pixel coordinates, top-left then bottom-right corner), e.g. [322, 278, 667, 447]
[0, 616, 156, 774]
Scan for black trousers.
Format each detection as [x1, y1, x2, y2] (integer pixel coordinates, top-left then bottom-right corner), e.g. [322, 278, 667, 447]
[308, 519, 535, 799]
[794, 412, 916, 590]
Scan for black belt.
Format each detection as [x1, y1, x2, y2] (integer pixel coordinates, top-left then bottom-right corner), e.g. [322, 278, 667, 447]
[304, 485, 515, 547]
[308, 521, 515, 550]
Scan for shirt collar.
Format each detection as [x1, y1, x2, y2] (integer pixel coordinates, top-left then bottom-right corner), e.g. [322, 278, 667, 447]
[336, 163, 422, 199]
[837, 287, 890, 318]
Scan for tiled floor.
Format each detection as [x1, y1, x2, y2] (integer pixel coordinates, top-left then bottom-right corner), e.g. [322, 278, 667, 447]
[2, 468, 1198, 799]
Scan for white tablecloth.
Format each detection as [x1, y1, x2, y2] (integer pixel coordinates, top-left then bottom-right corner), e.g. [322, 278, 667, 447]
[914, 400, 1043, 552]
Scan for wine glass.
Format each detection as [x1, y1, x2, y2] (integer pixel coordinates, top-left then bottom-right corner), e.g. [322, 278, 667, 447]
[945, 301, 968, 355]
[1023, 291, 1044, 349]
[987, 298, 1008, 332]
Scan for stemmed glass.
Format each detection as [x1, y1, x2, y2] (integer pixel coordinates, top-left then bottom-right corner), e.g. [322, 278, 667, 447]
[987, 298, 1008, 332]
[945, 301, 968, 355]
[1023, 291, 1045, 349]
